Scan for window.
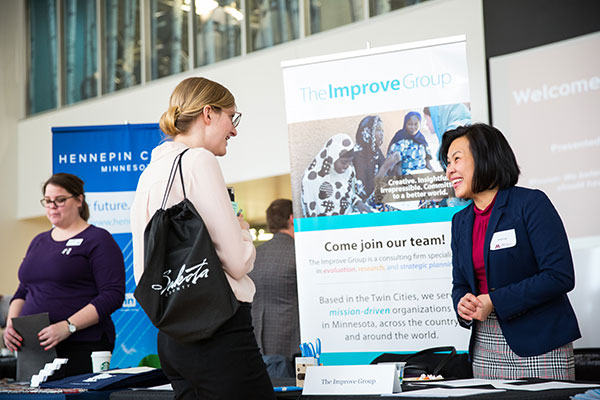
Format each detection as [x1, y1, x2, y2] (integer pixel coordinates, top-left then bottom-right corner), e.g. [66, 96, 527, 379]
[63, 0, 98, 104]
[369, 0, 428, 17]
[103, 0, 141, 94]
[150, 0, 190, 79]
[309, 0, 363, 34]
[27, 0, 58, 114]
[194, 0, 243, 67]
[247, 0, 300, 52]
[25, 0, 428, 115]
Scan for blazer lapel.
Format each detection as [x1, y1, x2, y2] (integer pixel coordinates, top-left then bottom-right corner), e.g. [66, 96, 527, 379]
[460, 205, 476, 289]
[484, 188, 510, 272]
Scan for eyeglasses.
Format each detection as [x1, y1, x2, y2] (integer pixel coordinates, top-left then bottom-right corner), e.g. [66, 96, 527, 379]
[212, 106, 242, 128]
[40, 196, 75, 208]
[231, 111, 242, 128]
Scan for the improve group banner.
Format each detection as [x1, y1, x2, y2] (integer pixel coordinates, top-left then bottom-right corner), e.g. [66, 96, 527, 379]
[52, 124, 164, 368]
[282, 36, 473, 364]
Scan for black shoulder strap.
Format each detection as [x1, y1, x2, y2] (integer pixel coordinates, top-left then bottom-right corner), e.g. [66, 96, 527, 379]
[160, 148, 190, 209]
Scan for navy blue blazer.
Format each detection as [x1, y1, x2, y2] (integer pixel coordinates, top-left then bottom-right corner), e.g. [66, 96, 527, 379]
[450, 186, 581, 357]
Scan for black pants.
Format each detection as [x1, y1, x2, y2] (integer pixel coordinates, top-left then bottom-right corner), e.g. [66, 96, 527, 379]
[54, 335, 113, 379]
[158, 302, 275, 400]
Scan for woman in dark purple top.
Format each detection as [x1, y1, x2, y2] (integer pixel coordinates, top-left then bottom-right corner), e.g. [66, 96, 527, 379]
[3, 173, 125, 377]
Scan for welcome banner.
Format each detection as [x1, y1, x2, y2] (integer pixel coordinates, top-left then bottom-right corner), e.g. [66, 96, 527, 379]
[282, 36, 472, 364]
[52, 124, 164, 368]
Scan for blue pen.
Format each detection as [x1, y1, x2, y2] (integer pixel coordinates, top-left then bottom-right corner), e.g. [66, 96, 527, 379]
[307, 342, 316, 358]
[300, 343, 308, 357]
[315, 338, 322, 365]
[274, 386, 302, 392]
[301, 342, 315, 357]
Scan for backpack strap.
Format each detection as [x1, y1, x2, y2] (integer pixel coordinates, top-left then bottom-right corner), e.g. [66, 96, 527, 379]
[160, 148, 190, 209]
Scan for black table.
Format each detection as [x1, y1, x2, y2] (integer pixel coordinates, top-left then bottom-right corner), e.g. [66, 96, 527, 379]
[108, 379, 598, 400]
[109, 377, 301, 399]
[0, 391, 114, 400]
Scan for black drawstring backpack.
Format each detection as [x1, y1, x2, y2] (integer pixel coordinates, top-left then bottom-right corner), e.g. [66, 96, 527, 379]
[134, 149, 239, 342]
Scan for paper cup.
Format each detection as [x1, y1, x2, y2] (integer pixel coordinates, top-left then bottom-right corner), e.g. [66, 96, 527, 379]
[295, 356, 316, 387]
[91, 351, 112, 372]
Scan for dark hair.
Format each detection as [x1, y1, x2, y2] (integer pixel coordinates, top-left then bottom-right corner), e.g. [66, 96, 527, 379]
[42, 173, 90, 221]
[266, 199, 293, 233]
[438, 123, 520, 193]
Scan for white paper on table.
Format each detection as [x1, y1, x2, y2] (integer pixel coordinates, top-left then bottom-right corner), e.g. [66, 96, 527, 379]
[382, 388, 506, 397]
[108, 366, 156, 374]
[147, 384, 174, 391]
[131, 383, 173, 391]
[491, 382, 600, 391]
[411, 379, 522, 387]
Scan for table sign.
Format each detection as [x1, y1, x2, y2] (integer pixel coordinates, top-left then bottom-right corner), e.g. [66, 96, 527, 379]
[303, 364, 400, 395]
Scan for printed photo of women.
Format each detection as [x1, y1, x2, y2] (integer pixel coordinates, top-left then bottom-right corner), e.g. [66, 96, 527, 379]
[301, 133, 373, 217]
[288, 107, 468, 218]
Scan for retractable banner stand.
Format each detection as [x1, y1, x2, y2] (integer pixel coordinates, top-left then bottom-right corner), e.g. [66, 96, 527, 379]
[282, 36, 473, 365]
[52, 124, 164, 368]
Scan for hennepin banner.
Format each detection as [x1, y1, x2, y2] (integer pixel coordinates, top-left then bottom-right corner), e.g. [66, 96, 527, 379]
[52, 123, 164, 368]
[282, 36, 473, 364]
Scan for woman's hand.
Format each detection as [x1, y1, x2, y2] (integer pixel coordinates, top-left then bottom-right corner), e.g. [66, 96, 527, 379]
[457, 293, 482, 321]
[473, 294, 494, 321]
[3, 323, 22, 352]
[355, 200, 374, 214]
[38, 321, 71, 351]
[377, 152, 401, 177]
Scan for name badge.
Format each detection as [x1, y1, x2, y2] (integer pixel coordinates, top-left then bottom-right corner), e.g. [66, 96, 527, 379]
[66, 238, 84, 246]
[490, 229, 516, 250]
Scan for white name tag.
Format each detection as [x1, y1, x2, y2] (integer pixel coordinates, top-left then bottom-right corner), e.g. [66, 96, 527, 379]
[490, 229, 516, 251]
[66, 238, 84, 246]
[303, 364, 400, 395]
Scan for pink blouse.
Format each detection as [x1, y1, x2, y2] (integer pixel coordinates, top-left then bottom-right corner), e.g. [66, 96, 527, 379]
[131, 141, 256, 302]
[472, 195, 497, 295]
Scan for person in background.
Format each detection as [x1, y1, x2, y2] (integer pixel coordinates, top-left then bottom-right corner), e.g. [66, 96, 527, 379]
[387, 111, 434, 175]
[440, 123, 580, 379]
[130, 77, 274, 399]
[3, 173, 125, 377]
[353, 115, 400, 209]
[423, 104, 472, 208]
[423, 103, 471, 153]
[249, 199, 299, 371]
[301, 133, 372, 217]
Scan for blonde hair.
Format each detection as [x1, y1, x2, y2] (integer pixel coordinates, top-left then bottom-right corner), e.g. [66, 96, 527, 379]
[159, 77, 236, 137]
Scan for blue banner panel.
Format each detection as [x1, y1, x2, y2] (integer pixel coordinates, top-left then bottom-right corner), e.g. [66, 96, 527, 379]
[52, 123, 164, 368]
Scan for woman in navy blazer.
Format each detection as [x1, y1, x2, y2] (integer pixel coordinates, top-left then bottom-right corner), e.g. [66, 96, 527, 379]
[439, 123, 580, 380]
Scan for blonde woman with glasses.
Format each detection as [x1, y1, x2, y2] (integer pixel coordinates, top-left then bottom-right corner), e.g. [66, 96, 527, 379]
[131, 77, 275, 400]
